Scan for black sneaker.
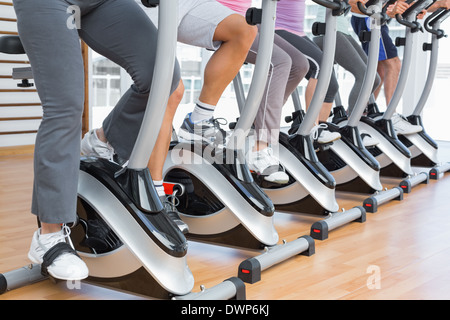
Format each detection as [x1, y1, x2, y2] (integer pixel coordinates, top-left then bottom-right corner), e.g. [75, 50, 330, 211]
[160, 195, 189, 234]
[178, 113, 227, 145]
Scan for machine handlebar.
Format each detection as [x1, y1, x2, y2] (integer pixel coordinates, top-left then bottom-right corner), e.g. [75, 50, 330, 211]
[313, 0, 351, 15]
[424, 7, 449, 37]
[356, 0, 387, 16]
[394, 0, 434, 30]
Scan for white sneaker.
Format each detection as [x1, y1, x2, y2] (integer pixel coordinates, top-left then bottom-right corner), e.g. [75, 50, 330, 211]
[391, 113, 422, 135]
[360, 130, 379, 147]
[310, 123, 341, 144]
[28, 226, 89, 281]
[81, 129, 115, 161]
[248, 147, 289, 184]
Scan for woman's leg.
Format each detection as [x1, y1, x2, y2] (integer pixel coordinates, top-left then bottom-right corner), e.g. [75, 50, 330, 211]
[14, 0, 85, 227]
[80, 0, 180, 161]
[276, 30, 340, 143]
[247, 32, 292, 149]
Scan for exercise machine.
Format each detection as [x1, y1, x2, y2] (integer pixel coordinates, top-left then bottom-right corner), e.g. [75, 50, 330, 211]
[307, 0, 406, 215]
[0, 0, 246, 300]
[355, 0, 434, 193]
[397, 8, 450, 180]
[163, 0, 315, 284]
[237, 0, 367, 241]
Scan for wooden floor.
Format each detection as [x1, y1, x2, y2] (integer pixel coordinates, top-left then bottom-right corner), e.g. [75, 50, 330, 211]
[1, 142, 450, 300]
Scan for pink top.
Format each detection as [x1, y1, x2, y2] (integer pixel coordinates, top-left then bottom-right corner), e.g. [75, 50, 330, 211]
[218, 0, 306, 37]
[275, 0, 306, 37]
[217, 0, 251, 16]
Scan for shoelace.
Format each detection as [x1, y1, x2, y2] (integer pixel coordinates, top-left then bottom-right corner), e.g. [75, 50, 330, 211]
[163, 193, 180, 212]
[210, 117, 228, 127]
[88, 130, 115, 161]
[310, 123, 328, 140]
[201, 117, 228, 145]
[250, 147, 283, 171]
[92, 144, 115, 161]
[38, 225, 71, 252]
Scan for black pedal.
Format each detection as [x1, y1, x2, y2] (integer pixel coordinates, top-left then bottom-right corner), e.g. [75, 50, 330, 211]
[366, 102, 383, 118]
[331, 105, 348, 124]
[229, 117, 239, 130]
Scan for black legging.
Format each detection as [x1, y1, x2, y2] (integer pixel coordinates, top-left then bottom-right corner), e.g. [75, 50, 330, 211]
[275, 29, 339, 104]
[314, 31, 381, 114]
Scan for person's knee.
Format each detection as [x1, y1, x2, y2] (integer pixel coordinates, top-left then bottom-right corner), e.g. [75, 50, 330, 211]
[133, 65, 154, 95]
[272, 47, 292, 73]
[218, 14, 257, 51]
[294, 54, 309, 81]
[382, 57, 401, 76]
[235, 25, 257, 53]
[168, 80, 185, 113]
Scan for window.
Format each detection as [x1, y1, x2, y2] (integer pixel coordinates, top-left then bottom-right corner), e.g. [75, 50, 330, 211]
[88, 3, 450, 143]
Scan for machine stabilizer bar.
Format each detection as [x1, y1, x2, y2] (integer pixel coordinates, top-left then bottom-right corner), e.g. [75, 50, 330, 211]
[0, 263, 245, 300]
[173, 277, 246, 300]
[310, 206, 366, 240]
[429, 162, 450, 180]
[363, 187, 403, 213]
[399, 172, 429, 193]
[237, 235, 315, 284]
[0, 264, 47, 295]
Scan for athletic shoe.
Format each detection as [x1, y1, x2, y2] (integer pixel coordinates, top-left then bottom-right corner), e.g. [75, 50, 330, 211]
[247, 147, 289, 184]
[310, 123, 341, 144]
[28, 226, 89, 281]
[160, 195, 189, 234]
[178, 113, 227, 145]
[81, 129, 115, 161]
[360, 130, 379, 147]
[391, 113, 422, 135]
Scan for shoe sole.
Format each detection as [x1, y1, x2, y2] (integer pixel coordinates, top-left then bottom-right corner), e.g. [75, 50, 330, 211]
[317, 135, 341, 144]
[264, 178, 289, 184]
[178, 129, 226, 146]
[395, 129, 423, 135]
[178, 129, 209, 143]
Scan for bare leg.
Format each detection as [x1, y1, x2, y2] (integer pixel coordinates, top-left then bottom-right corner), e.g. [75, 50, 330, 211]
[319, 102, 333, 122]
[305, 79, 333, 123]
[374, 63, 385, 100]
[147, 80, 184, 180]
[305, 78, 317, 112]
[198, 14, 257, 105]
[378, 57, 401, 105]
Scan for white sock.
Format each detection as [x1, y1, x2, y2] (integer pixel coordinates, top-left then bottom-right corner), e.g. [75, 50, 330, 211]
[39, 229, 62, 240]
[190, 100, 216, 123]
[153, 180, 165, 197]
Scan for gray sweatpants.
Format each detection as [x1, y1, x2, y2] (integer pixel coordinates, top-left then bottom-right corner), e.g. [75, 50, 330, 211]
[276, 30, 340, 104]
[13, 0, 180, 224]
[247, 31, 309, 145]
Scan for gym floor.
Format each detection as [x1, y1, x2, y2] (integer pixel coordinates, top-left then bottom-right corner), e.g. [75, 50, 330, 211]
[1, 142, 450, 300]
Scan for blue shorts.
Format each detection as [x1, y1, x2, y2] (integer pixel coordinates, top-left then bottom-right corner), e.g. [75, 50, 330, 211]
[350, 15, 398, 61]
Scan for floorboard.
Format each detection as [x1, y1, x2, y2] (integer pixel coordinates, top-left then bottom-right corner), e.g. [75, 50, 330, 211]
[1, 142, 450, 301]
